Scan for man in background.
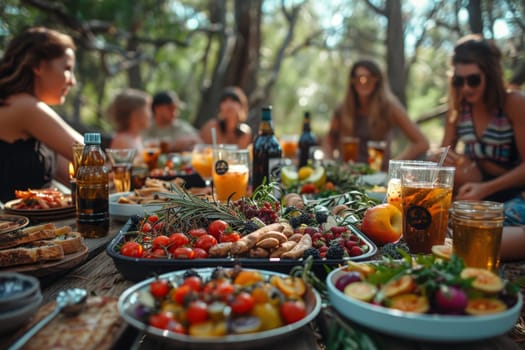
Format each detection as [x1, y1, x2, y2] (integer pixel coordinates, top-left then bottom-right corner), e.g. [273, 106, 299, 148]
[143, 91, 202, 152]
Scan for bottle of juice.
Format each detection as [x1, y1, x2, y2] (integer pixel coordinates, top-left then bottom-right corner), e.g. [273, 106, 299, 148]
[298, 111, 317, 168]
[76, 133, 109, 238]
[252, 106, 282, 191]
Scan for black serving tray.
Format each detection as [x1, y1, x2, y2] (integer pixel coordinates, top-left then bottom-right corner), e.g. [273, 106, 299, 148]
[107, 219, 378, 282]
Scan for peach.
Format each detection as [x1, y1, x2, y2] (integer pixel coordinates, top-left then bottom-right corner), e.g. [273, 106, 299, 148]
[361, 203, 402, 246]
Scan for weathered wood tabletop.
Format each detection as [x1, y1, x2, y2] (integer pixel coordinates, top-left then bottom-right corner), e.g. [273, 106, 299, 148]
[1, 215, 524, 350]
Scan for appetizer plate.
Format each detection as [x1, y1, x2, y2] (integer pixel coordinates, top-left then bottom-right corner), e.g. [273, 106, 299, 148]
[118, 267, 321, 349]
[107, 219, 378, 282]
[4, 197, 75, 221]
[0, 215, 30, 235]
[326, 265, 523, 342]
[109, 192, 165, 222]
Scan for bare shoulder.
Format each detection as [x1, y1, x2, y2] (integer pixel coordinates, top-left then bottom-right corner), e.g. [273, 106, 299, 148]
[505, 90, 525, 121]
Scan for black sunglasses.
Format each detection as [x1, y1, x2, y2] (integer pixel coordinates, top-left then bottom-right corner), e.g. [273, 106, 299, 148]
[452, 74, 482, 88]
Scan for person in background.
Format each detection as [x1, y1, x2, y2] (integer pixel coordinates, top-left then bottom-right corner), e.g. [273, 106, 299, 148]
[323, 59, 429, 169]
[0, 27, 83, 202]
[199, 86, 252, 149]
[142, 90, 201, 152]
[107, 88, 151, 154]
[438, 34, 525, 204]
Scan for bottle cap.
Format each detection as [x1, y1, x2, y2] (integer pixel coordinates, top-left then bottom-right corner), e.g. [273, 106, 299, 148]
[261, 106, 272, 121]
[84, 133, 101, 145]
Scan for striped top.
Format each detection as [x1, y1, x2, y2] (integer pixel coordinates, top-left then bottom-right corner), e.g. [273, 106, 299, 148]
[457, 103, 519, 167]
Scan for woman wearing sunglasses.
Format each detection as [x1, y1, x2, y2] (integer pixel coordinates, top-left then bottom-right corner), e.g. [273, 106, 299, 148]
[324, 59, 429, 170]
[440, 34, 525, 204]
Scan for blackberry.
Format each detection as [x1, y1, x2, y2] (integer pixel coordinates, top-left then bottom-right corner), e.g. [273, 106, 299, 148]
[315, 211, 328, 224]
[326, 244, 345, 259]
[299, 212, 312, 225]
[243, 220, 260, 234]
[289, 216, 302, 228]
[380, 241, 410, 259]
[302, 247, 321, 260]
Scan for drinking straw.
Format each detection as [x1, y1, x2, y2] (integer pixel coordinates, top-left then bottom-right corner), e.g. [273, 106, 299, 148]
[432, 145, 450, 184]
[211, 127, 217, 148]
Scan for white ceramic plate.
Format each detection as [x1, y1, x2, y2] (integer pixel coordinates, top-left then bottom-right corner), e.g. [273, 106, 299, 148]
[327, 265, 522, 342]
[109, 192, 164, 221]
[118, 267, 321, 349]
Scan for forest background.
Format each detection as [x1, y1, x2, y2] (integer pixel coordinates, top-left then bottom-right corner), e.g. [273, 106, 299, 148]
[1, 0, 524, 155]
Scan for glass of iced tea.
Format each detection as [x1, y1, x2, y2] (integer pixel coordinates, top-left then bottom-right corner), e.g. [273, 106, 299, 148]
[280, 135, 299, 160]
[400, 165, 455, 254]
[105, 148, 137, 193]
[386, 160, 436, 211]
[367, 140, 387, 171]
[341, 136, 360, 163]
[451, 200, 504, 271]
[212, 148, 250, 202]
[142, 139, 161, 171]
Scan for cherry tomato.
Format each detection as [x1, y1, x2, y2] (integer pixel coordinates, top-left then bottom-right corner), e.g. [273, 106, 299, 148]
[167, 320, 186, 334]
[230, 292, 255, 314]
[280, 300, 307, 324]
[151, 247, 167, 258]
[186, 300, 209, 324]
[168, 233, 189, 249]
[194, 234, 218, 252]
[141, 222, 152, 233]
[219, 231, 241, 243]
[172, 247, 195, 259]
[172, 284, 192, 304]
[192, 247, 208, 259]
[149, 311, 173, 329]
[188, 228, 208, 238]
[120, 241, 144, 258]
[300, 183, 317, 194]
[147, 214, 160, 223]
[150, 279, 170, 298]
[183, 276, 202, 292]
[152, 235, 170, 250]
[207, 220, 229, 240]
[153, 221, 164, 233]
[214, 282, 235, 300]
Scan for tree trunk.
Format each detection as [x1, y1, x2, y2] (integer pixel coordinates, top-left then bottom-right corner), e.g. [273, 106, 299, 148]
[385, 0, 406, 106]
[467, 0, 484, 34]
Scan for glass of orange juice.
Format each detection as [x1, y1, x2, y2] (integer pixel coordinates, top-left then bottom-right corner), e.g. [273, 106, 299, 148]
[212, 148, 250, 202]
[142, 139, 161, 171]
[367, 140, 387, 171]
[280, 134, 299, 160]
[191, 144, 214, 186]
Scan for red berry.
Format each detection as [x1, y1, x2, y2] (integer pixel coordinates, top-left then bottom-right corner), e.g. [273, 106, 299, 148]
[349, 246, 364, 257]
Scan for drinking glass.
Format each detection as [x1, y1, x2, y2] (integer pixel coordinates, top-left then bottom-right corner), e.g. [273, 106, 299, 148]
[212, 148, 250, 202]
[367, 140, 387, 171]
[72, 143, 85, 177]
[386, 160, 436, 211]
[280, 135, 299, 160]
[191, 144, 214, 186]
[142, 139, 161, 171]
[106, 148, 137, 193]
[451, 200, 504, 271]
[400, 165, 455, 254]
[341, 136, 360, 163]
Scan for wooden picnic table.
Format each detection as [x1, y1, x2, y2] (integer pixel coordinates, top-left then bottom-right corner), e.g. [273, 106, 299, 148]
[0, 214, 523, 350]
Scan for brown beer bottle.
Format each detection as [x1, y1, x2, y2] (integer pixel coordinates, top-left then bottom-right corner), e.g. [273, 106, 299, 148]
[298, 111, 317, 168]
[76, 133, 109, 238]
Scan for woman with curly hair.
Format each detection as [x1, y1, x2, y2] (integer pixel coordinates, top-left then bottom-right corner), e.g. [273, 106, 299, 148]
[324, 59, 428, 170]
[0, 27, 83, 202]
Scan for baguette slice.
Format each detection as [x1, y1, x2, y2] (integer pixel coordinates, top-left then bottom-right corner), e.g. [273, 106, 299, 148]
[44, 231, 84, 254]
[0, 241, 64, 267]
[0, 223, 56, 249]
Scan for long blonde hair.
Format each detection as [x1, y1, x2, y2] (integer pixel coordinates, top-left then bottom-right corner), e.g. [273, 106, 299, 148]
[339, 59, 397, 139]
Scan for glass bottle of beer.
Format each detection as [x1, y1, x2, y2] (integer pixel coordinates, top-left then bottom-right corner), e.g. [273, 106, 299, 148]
[252, 106, 282, 191]
[298, 111, 317, 168]
[76, 133, 109, 238]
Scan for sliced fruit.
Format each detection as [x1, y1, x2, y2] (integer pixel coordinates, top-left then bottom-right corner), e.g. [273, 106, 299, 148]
[305, 166, 326, 189]
[298, 166, 314, 180]
[389, 294, 429, 313]
[460, 267, 504, 293]
[345, 261, 376, 278]
[344, 281, 377, 302]
[380, 275, 415, 298]
[188, 320, 228, 337]
[334, 272, 362, 292]
[465, 298, 507, 315]
[270, 276, 306, 297]
[281, 166, 299, 187]
[431, 244, 452, 260]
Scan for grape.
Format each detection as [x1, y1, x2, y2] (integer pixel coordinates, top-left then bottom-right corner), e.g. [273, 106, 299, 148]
[335, 272, 362, 291]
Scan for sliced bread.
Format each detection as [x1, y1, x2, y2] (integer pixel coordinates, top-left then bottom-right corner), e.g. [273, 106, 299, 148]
[0, 241, 64, 267]
[0, 223, 57, 249]
[44, 231, 84, 254]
